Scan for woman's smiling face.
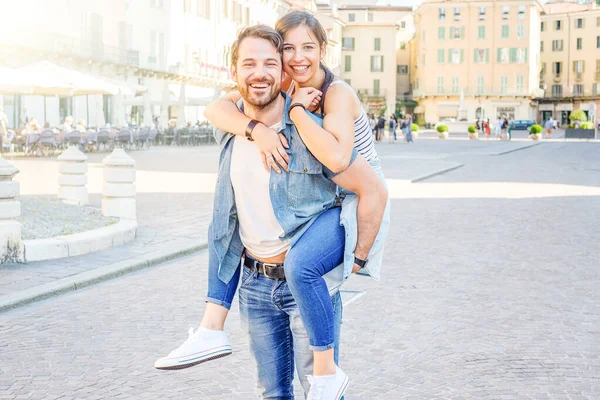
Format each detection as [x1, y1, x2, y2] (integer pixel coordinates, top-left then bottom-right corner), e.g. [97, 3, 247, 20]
[282, 25, 325, 85]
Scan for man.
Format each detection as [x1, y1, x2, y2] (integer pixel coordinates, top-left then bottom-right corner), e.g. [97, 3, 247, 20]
[376, 115, 385, 141]
[205, 25, 386, 398]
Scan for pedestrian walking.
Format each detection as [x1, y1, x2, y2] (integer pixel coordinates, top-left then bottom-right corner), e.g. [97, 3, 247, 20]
[404, 114, 413, 143]
[376, 115, 385, 142]
[484, 119, 491, 140]
[388, 114, 397, 143]
[369, 113, 376, 137]
[494, 116, 502, 139]
[544, 117, 554, 139]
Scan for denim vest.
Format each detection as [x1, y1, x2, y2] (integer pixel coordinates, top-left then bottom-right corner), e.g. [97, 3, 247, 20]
[208, 92, 357, 288]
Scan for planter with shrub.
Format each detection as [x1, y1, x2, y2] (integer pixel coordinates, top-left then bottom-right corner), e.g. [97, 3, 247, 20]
[565, 110, 594, 139]
[467, 125, 478, 140]
[411, 123, 419, 139]
[437, 124, 449, 139]
[529, 124, 542, 140]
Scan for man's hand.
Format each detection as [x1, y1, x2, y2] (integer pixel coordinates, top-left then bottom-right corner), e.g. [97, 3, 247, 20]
[252, 124, 290, 173]
[291, 87, 322, 111]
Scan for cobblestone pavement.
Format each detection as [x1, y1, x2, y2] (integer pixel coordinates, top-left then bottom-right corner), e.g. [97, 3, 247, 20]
[1, 142, 599, 399]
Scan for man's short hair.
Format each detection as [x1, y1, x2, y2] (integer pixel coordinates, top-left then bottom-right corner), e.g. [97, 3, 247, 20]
[231, 25, 283, 67]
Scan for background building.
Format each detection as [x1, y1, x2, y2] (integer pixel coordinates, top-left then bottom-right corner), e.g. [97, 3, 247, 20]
[412, 0, 545, 124]
[538, 0, 600, 125]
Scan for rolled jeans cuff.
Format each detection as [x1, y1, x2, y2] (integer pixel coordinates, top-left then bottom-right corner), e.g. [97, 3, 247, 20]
[205, 296, 232, 310]
[309, 341, 336, 352]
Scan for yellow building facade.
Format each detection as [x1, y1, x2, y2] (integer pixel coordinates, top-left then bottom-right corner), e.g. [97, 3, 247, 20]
[539, 1, 600, 126]
[412, 0, 545, 124]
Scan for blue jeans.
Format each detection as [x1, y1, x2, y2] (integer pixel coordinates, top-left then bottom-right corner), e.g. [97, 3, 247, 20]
[285, 207, 345, 350]
[239, 267, 343, 399]
[207, 208, 344, 351]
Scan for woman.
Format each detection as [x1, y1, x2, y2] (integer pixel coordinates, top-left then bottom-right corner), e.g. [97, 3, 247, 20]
[484, 119, 491, 140]
[155, 12, 390, 398]
[388, 114, 396, 143]
[404, 114, 413, 143]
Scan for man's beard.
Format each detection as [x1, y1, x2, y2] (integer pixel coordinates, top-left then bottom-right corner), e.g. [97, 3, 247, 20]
[239, 79, 280, 110]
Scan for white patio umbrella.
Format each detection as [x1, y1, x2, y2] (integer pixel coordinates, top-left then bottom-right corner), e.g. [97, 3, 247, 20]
[0, 66, 73, 96]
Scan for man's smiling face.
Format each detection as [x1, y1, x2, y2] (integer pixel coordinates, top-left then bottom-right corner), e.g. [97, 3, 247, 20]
[232, 37, 284, 109]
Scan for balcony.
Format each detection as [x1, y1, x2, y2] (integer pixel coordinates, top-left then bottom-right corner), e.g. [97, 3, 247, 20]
[356, 88, 387, 100]
[412, 87, 539, 98]
[596, 71, 600, 81]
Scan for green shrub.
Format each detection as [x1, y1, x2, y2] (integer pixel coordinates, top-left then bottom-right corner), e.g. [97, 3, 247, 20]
[467, 125, 476, 134]
[530, 124, 542, 134]
[567, 124, 575, 128]
[416, 115, 426, 126]
[436, 124, 448, 133]
[569, 109, 587, 122]
[411, 123, 419, 132]
[580, 122, 592, 129]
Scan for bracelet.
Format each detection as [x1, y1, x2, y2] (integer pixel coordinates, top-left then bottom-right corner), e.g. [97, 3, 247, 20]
[245, 119, 260, 141]
[288, 103, 306, 118]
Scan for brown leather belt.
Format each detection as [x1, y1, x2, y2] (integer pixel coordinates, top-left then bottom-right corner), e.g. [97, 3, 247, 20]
[243, 254, 286, 280]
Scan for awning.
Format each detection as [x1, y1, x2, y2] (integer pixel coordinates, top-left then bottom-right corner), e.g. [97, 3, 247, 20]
[414, 106, 425, 113]
[437, 104, 459, 118]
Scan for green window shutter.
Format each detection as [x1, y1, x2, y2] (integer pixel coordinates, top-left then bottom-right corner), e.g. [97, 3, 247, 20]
[448, 50, 452, 63]
[524, 48, 528, 62]
[381, 56, 384, 72]
[497, 48, 501, 62]
[438, 27, 444, 40]
[485, 48, 489, 63]
[345, 55, 351, 72]
[438, 49, 444, 63]
[509, 48, 516, 62]
[370, 56, 374, 71]
[481, 26, 485, 39]
[473, 49, 477, 62]
[460, 49, 464, 63]
[460, 26, 465, 39]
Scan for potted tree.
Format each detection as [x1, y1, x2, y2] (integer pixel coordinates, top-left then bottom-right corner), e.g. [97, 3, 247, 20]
[411, 123, 419, 139]
[468, 125, 478, 140]
[565, 110, 594, 139]
[437, 124, 449, 139]
[529, 124, 542, 140]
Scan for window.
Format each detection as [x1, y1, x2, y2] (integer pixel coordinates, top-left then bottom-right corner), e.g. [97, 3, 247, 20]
[344, 79, 351, 86]
[573, 84, 584, 95]
[575, 18, 584, 29]
[502, 6, 509, 20]
[397, 65, 408, 74]
[438, 27, 445, 40]
[501, 25, 509, 38]
[368, 12, 373, 22]
[541, 62, 546, 76]
[450, 27, 463, 40]
[373, 79, 380, 95]
[344, 55, 351, 72]
[400, 41, 407, 50]
[342, 37, 354, 50]
[541, 22, 545, 32]
[555, 20, 562, 30]
[437, 49, 445, 64]
[553, 62, 562, 76]
[348, 13, 355, 22]
[371, 55, 383, 72]
[552, 40, 564, 51]
[500, 76, 508, 94]
[593, 83, 600, 96]
[449, 48, 462, 64]
[453, 8, 461, 21]
[452, 76, 459, 94]
[478, 26, 485, 39]
[498, 48, 509, 64]
[437, 76, 444, 93]
[577, 38, 582, 50]
[597, 16, 600, 27]
[477, 76, 484, 94]
[573, 60, 584, 73]
[552, 85, 562, 97]
[516, 48, 527, 63]
[474, 48, 488, 64]
[518, 6, 525, 20]
[479, 7, 486, 20]
[439, 8, 446, 21]
[541, 41, 544, 52]
[517, 24, 524, 39]
[374, 38, 381, 51]
[597, 36, 600, 48]
[516, 76, 524, 93]
[401, 21, 406, 29]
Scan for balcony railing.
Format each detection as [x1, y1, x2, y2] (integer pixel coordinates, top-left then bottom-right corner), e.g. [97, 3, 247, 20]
[356, 88, 387, 98]
[412, 87, 536, 97]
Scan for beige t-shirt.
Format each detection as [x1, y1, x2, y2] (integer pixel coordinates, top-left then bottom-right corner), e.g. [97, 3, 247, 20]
[230, 123, 290, 258]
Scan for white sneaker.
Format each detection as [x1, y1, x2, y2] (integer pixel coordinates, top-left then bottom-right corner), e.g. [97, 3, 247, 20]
[307, 367, 350, 400]
[154, 327, 232, 370]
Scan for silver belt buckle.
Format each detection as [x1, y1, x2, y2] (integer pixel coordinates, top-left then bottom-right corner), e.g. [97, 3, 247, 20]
[261, 262, 280, 279]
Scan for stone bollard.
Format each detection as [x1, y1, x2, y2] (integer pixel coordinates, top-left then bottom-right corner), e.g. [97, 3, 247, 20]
[0, 157, 23, 263]
[57, 146, 88, 206]
[102, 149, 136, 220]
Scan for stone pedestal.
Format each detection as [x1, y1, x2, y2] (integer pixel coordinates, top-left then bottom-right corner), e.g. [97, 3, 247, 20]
[57, 146, 88, 206]
[102, 149, 136, 220]
[0, 157, 23, 263]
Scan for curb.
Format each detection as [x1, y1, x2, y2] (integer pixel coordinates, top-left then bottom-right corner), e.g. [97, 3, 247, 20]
[0, 239, 208, 313]
[410, 163, 464, 183]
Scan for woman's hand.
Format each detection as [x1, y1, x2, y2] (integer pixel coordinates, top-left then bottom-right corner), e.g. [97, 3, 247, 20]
[291, 87, 322, 112]
[252, 123, 290, 173]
